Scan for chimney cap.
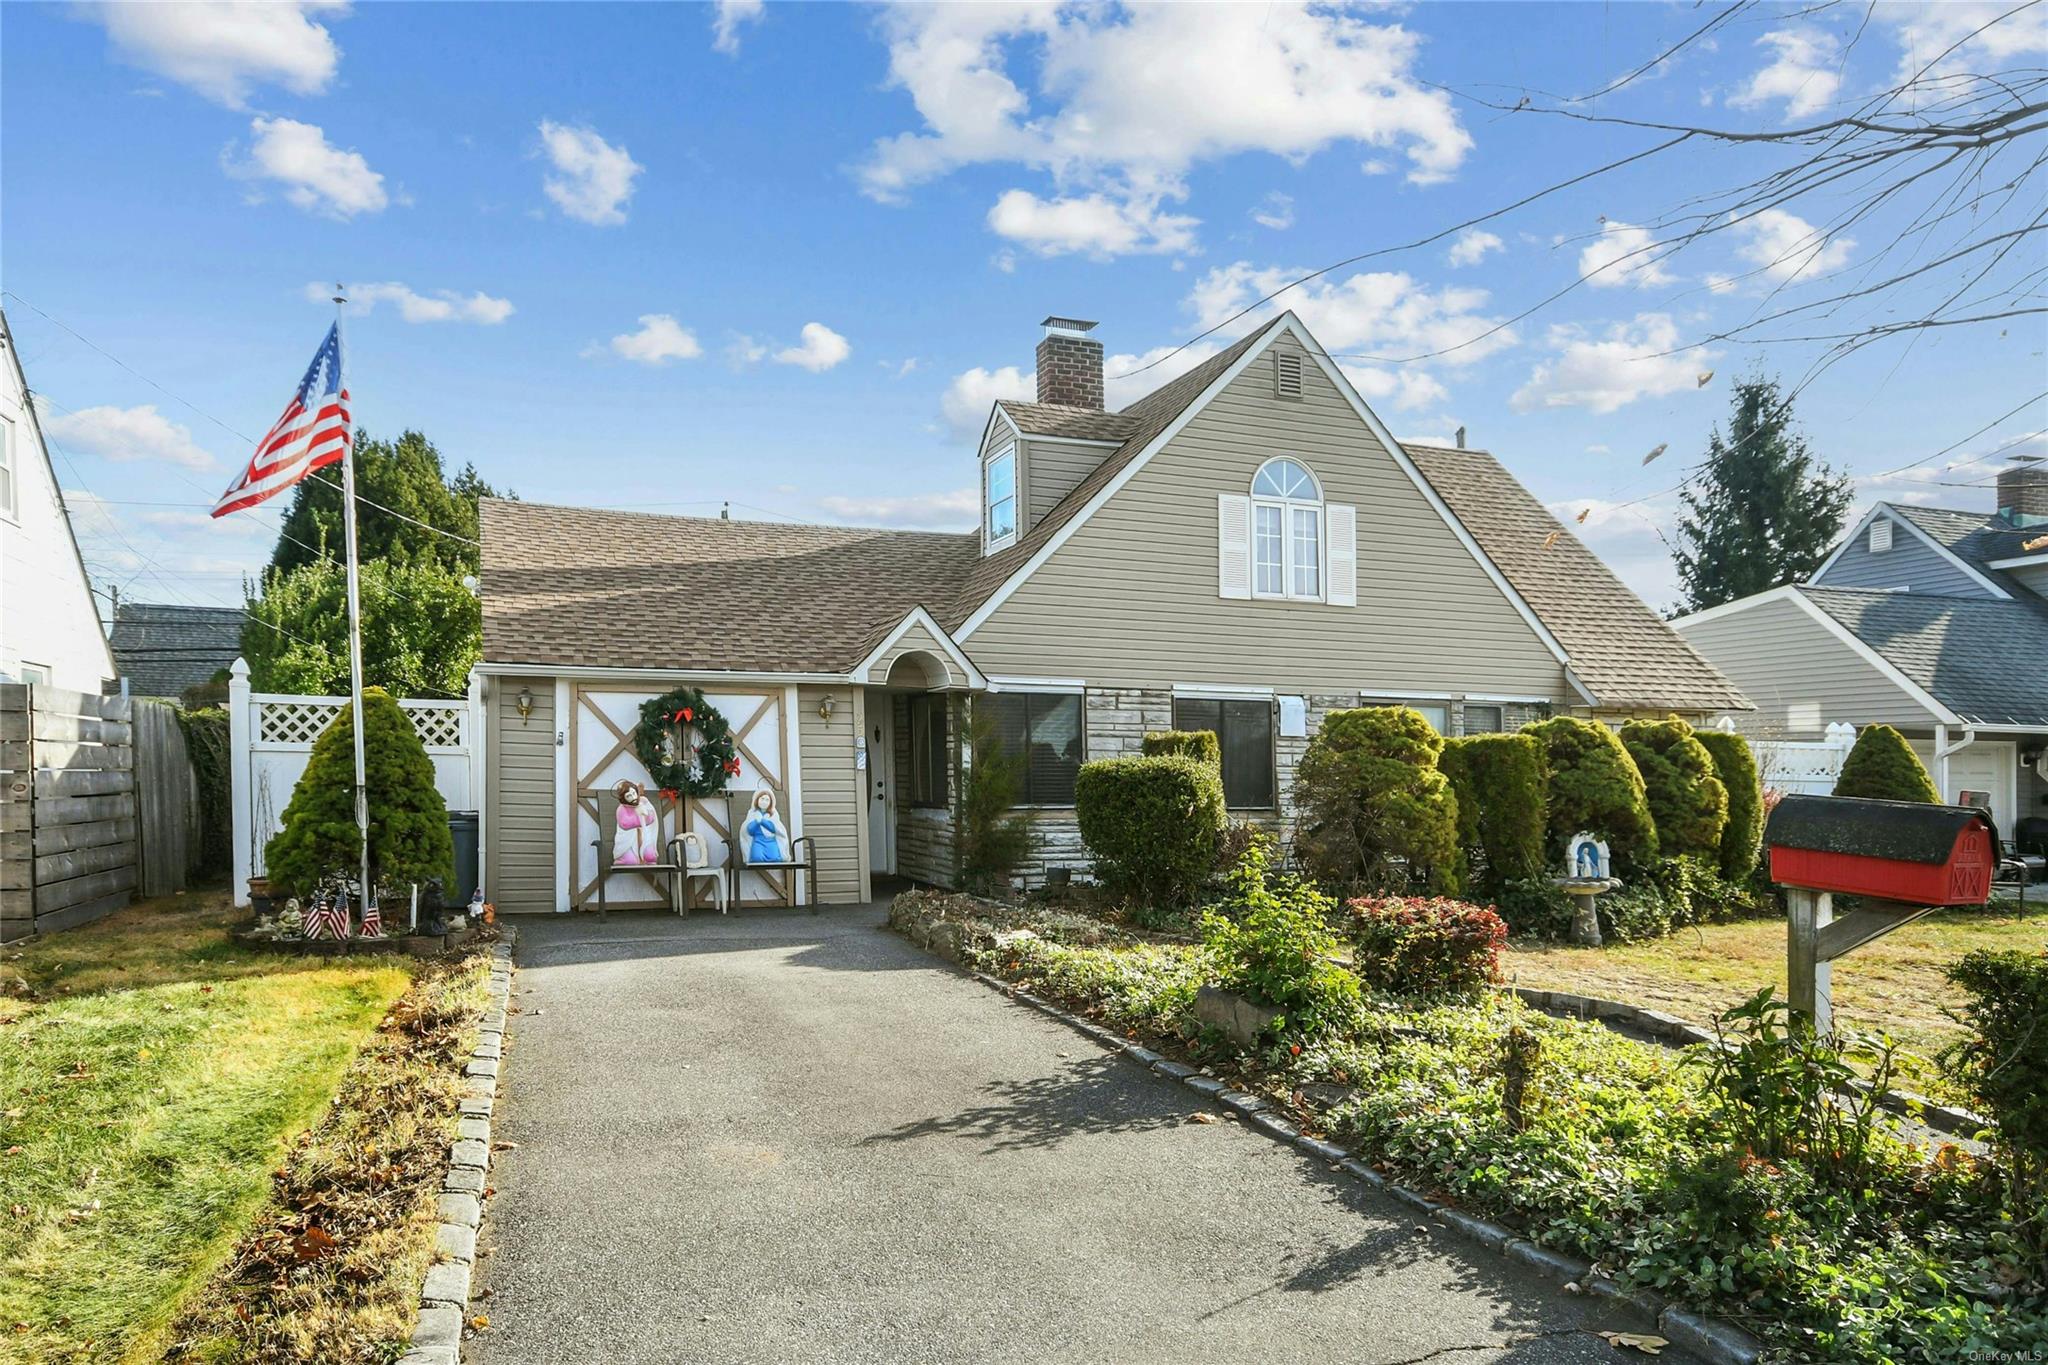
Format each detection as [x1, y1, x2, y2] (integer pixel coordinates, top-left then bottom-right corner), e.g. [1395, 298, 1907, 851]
[1041, 316, 1099, 337]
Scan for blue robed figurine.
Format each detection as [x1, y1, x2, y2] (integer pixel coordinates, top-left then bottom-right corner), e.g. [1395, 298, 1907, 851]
[742, 789, 789, 864]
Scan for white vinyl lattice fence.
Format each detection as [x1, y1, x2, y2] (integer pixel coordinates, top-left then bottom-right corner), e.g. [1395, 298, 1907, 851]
[229, 659, 484, 906]
[1721, 718, 1857, 796]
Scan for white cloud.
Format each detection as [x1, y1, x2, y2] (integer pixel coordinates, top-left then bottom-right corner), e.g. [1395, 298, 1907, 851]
[940, 364, 1033, 437]
[606, 314, 702, 365]
[1251, 192, 1295, 231]
[861, 3, 1468, 255]
[1104, 342, 1225, 410]
[1704, 272, 1738, 295]
[44, 404, 217, 472]
[1734, 207, 1854, 282]
[773, 322, 851, 372]
[1579, 220, 1675, 289]
[85, 0, 346, 108]
[537, 121, 642, 226]
[1886, 2, 2048, 81]
[816, 488, 978, 529]
[315, 281, 511, 324]
[711, 0, 764, 55]
[226, 117, 387, 217]
[1342, 365, 1448, 412]
[1731, 27, 1842, 119]
[726, 333, 769, 365]
[1446, 229, 1502, 267]
[1511, 314, 1713, 414]
[986, 189, 1198, 257]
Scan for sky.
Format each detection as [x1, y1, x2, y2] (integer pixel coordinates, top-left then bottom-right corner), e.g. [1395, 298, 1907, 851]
[4, 0, 2043, 621]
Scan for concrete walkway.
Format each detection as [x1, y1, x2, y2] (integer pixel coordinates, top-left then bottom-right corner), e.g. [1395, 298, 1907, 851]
[472, 907, 1694, 1365]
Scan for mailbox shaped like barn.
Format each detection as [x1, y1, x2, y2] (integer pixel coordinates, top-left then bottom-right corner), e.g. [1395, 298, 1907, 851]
[1766, 794, 1997, 905]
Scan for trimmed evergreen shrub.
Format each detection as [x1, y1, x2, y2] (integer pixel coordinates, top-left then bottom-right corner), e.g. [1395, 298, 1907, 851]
[264, 687, 454, 899]
[1695, 728, 1764, 880]
[1344, 896, 1508, 996]
[1621, 717, 1729, 861]
[1292, 706, 1462, 897]
[1075, 754, 1226, 908]
[1440, 733, 1548, 892]
[1201, 841, 1359, 1039]
[1832, 724, 1940, 803]
[959, 701, 1031, 895]
[1140, 729, 1221, 766]
[1523, 716, 1658, 875]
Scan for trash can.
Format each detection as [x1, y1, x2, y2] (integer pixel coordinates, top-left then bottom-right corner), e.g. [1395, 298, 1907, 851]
[448, 811, 480, 907]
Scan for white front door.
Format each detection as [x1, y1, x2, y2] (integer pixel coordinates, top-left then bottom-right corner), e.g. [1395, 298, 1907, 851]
[867, 695, 895, 875]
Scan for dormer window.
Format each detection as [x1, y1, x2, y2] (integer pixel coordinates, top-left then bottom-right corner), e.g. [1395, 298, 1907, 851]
[985, 447, 1018, 549]
[1869, 519, 1893, 553]
[1250, 457, 1323, 599]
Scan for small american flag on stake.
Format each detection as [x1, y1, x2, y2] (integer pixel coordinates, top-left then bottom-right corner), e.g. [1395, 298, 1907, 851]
[211, 322, 349, 517]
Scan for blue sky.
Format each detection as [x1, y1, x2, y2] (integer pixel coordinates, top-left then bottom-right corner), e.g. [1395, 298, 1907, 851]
[5, 1, 2043, 616]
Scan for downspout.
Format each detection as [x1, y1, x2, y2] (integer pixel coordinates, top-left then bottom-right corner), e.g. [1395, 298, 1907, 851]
[1934, 724, 1979, 805]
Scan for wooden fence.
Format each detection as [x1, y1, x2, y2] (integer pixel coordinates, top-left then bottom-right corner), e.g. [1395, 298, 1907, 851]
[1, 685, 139, 941]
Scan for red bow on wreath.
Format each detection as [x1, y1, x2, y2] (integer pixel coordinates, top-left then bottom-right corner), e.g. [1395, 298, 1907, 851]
[722, 756, 742, 775]
[660, 787, 679, 802]
[672, 707, 694, 723]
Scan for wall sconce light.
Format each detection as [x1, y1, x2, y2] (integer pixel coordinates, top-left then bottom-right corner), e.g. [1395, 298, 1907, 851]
[516, 686, 534, 723]
[817, 694, 836, 722]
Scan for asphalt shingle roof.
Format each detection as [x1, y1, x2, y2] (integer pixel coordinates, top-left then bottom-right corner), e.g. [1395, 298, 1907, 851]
[1888, 502, 2042, 581]
[109, 603, 243, 698]
[994, 400, 1137, 443]
[1408, 443, 1752, 714]
[1798, 585, 2048, 727]
[480, 501, 978, 673]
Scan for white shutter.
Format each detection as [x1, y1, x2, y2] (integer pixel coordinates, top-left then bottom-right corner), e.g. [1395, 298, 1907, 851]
[1218, 493, 1252, 599]
[1326, 503, 1357, 606]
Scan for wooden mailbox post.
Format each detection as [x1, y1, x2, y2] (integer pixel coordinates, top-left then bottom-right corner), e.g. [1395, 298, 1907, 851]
[1765, 795, 1998, 1033]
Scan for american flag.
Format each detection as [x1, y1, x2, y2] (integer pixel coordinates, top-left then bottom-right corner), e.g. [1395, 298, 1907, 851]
[211, 322, 349, 518]
[303, 885, 350, 940]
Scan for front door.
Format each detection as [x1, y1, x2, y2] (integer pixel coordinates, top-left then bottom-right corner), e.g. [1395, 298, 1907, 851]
[867, 695, 895, 875]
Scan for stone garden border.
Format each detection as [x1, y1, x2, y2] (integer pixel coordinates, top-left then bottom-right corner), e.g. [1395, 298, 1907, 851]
[900, 916, 1766, 1365]
[395, 928, 515, 1365]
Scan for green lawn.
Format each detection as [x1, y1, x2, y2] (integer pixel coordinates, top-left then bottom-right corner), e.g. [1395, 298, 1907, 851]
[0, 893, 414, 1364]
[1502, 903, 2048, 1104]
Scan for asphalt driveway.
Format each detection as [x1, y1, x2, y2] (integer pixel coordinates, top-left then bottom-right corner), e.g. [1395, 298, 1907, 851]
[472, 906, 1694, 1365]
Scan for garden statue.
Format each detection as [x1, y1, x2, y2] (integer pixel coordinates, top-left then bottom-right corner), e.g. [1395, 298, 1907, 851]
[612, 779, 663, 866]
[742, 788, 791, 864]
[1568, 833, 1611, 879]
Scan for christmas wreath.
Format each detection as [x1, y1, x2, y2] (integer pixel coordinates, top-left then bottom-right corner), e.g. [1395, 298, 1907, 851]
[633, 687, 741, 800]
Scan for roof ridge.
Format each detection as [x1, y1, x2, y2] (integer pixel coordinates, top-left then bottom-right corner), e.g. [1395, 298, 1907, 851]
[481, 497, 975, 542]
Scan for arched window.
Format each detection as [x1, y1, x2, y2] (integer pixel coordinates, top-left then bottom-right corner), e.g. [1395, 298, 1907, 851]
[1249, 457, 1323, 599]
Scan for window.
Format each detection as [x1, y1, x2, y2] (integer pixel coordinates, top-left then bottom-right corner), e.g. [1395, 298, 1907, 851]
[17, 662, 51, 685]
[1174, 696, 1275, 809]
[986, 449, 1017, 547]
[1274, 351, 1304, 399]
[983, 691, 1082, 805]
[0, 415, 15, 520]
[1408, 702, 1450, 734]
[1461, 703, 1505, 735]
[1869, 519, 1893, 553]
[1249, 458, 1323, 602]
[908, 694, 949, 808]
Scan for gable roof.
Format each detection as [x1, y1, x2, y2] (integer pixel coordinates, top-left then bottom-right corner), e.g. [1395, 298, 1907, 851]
[1407, 443, 1752, 714]
[994, 400, 1135, 443]
[1888, 502, 2041, 582]
[1798, 584, 2048, 727]
[109, 603, 243, 697]
[480, 500, 978, 674]
[1814, 502, 2015, 600]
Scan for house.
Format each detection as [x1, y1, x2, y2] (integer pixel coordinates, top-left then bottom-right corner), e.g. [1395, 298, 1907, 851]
[0, 307, 116, 692]
[1672, 461, 2048, 839]
[475, 312, 1747, 912]
[109, 602, 244, 699]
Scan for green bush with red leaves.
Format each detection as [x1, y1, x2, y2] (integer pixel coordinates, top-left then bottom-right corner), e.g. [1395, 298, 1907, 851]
[1344, 895, 1508, 997]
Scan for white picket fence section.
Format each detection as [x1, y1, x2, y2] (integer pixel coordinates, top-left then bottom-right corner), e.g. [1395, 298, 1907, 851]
[1718, 718, 1857, 796]
[229, 658, 484, 906]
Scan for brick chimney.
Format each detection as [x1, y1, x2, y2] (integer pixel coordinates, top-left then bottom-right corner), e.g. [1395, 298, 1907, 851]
[1035, 316, 1104, 410]
[1996, 455, 2048, 526]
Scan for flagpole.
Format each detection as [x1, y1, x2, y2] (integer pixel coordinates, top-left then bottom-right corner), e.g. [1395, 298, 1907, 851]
[333, 285, 372, 912]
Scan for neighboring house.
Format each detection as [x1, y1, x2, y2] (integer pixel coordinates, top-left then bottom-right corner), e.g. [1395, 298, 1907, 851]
[476, 312, 1746, 912]
[1672, 461, 2048, 837]
[0, 307, 115, 692]
[108, 602, 244, 698]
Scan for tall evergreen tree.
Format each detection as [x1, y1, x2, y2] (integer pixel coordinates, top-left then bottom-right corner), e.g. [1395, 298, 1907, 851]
[268, 429, 502, 576]
[1672, 376, 1852, 614]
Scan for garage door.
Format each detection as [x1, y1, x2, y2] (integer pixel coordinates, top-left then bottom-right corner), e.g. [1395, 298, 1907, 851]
[1909, 740, 2015, 833]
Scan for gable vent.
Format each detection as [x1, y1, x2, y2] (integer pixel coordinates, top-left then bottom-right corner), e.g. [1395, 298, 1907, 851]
[1275, 351, 1304, 400]
[1869, 519, 1893, 553]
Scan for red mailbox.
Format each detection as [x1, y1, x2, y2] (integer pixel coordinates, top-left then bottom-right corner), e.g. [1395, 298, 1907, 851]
[1766, 794, 1997, 905]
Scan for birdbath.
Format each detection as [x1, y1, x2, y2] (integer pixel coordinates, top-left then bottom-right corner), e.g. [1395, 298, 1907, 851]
[1553, 875, 1620, 946]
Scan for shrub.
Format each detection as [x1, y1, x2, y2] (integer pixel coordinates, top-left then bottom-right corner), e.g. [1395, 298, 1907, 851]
[1292, 706, 1462, 897]
[1620, 717, 1728, 861]
[1523, 716, 1658, 874]
[1439, 733, 1547, 892]
[1074, 754, 1225, 909]
[176, 704, 233, 880]
[1493, 877, 1576, 938]
[1693, 728, 1764, 880]
[1944, 949, 2048, 1263]
[1832, 724, 1940, 803]
[1344, 896, 1507, 996]
[1140, 729, 1221, 766]
[264, 687, 454, 899]
[959, 701, 1032, 895]
[1200, 841, 1359, 1039]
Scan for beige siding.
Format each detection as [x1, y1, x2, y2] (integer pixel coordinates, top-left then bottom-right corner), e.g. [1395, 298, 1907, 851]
[1673, 596, 1937, 737]
[1024, 437, 1112, 531]
[487, 676, 556, 913]
[797, 686, 864, 903]
[962, 334, 1568, 699]
[865, 618, 965, 687]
